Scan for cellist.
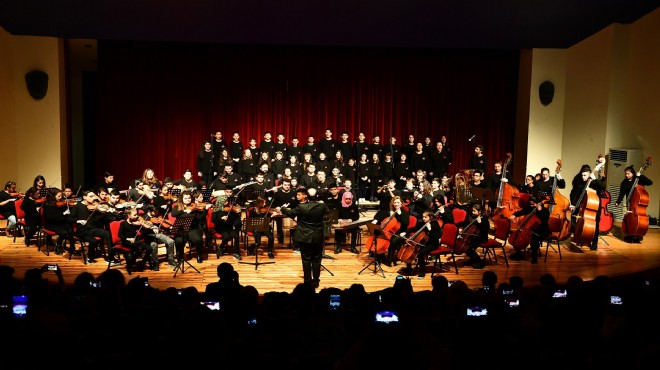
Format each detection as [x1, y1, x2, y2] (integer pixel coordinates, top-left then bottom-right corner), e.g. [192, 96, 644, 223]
[371, 196, 409, 267]
[569, 164, 606, 250]
[507, 195, 550, 264]
[615, 165, 653, 243]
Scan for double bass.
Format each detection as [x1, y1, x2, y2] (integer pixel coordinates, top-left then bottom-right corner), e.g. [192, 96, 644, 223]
[547, 159, 571, 241]
[596, 154, 614, 233]
[492, 153, 522, 225]
[572, 158, 607, 246]
[622, 157, 652, 238]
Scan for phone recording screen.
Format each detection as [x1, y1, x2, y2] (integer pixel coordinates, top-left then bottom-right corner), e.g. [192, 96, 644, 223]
[329, 294, 341, 310]
[12, 295, 28, 318]
[375, 311, 399, 324]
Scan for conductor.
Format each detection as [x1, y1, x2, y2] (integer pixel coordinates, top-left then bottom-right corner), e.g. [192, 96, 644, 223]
[275, 187, 329, 289]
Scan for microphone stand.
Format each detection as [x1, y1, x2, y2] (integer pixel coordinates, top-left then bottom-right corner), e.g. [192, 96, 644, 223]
[208, 134, 215, 189]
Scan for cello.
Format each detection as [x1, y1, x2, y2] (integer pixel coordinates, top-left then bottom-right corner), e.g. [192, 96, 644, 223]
[596, 154, 614, 233]
[492, 153, 522, 225]
[547, 159, 571, 241]
[508, 202, 542, 251]
[397, 208, 443, 264]
[366, 212, 401, 255]
[572, 158, 606, 246]
[622, 157, 652, 238]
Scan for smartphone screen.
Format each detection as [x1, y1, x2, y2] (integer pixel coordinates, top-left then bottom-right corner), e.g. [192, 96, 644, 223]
[375, 311, 399, 324]
[200, 301, 221, 310]
[552, 289, 567, 298]
[610, 295, 622, 305]
[329, 294, 341, 310]
[466, 306, 488, 317]
[12, 295, 28, 318]
[47, 264, 58, 271]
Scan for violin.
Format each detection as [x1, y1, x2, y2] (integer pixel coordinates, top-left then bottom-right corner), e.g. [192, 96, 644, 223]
[56, 198, 78, 207]
[223, 202, 242, 213]
[9, 192, 25, 199]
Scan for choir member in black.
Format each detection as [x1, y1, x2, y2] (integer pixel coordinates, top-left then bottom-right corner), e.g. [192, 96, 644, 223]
[400, 210, 443, 279]
[382, 152, 395, 183]
[302, 152, 316, 173]
[246, 196, 275, 259]
[217, 148, 234, 171]
[247, 137, 260, 160]
[318, 128, 337, 158]
[379, 196, 411, 266]
[171, 190, 207, 263]
[536, 166, 566, 196]
[411, 181, 434, 222]
[357, 153, 371, 200]
[334, 191, 360, 254]
[521, 175, 538, 194]
[422, 136, 433, 155]
[287, 154, 303, 179]
[212, 197, 243, 260]
[303, 135, 319, 161]
[141, 204, 176, 267]
[222, 164, 244, 190]
[402, 134, 417, 160]
[429, 141, 450, 180]
[229, 132, 243, 172]
[70, 190, 112, 263]
[259, 131, 275, 159]
[464, 203, 488, 269]
[288, 136, 303, 163]
[374, 178, 401, 222]
[332, 150, 346, 174]
[615, 165, 653, 243]
[257, 150, 271, 170]
[118, 208, 158, 272]
[409, 142, 429, 176]
[239, 148, 257, 182]
[368, 153, 384, 201]
[258, 163, 276, 189]
[310, 170, 331, 193]
[337, 131, 352, 163]
[271, 179, 297, 245]
[323, 183, 342, 209]
[394, 153, 412, 188]
[42, 188, 76, 255]
[212, 131, 228, 161]
[300, 163, 317, 190]
[174, 169, 198, 190]
[273, 133, 288, 159]
[385, 136, 401, 162]
[0, 181, 18, 236]
[440, 134, 453, 166]
[271, 151, 287, 181]
[468, 144, 489, 173]
[368, 134, 384, 161]
[316, 151, 332, 176]
[352, 132, 370, 162]
[343, 158, 357, 185]
[507, 196, 550, 264]
[20, 187, 42, 246]
[330, 167, 344, 188]
[569, 164, 606, 250]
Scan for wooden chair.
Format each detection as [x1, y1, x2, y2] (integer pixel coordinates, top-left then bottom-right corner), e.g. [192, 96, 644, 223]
[428, 222, 459, 275]
[477, 217, 510, 267]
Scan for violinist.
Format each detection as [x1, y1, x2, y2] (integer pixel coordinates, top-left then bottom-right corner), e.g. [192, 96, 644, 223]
[42, 188, 76, 255]
[198, 140, 218, 187]
[376, 196, 409, 266]
[141, 205, 176, 267]
[174, 169, 199, 191]
[20, 187, 42, 246]
[222, 165, 244, 191]
[271, 179, 297, 245]
[93, 171, 117, 195]
[119, 208, 158, 272]
[334, 191, 360, 255]
[246, 196, 275, 259]
[153, 184, 174, 212]
[70, 190, 112, 264]
[171, 190, 206, 263]
[508, 196, 550, 264]
[33, 175, 47, 190]
[99, 190, 124, 230]
[569, 164, 606, 250]
[246, 172, 268, 198]
[62, 183, 75, 200]
[615, 165, 653, 243]
[0, 181, 18, 236]
[211, 192, 243, 260]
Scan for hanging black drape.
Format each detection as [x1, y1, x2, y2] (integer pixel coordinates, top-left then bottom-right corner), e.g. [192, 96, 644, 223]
[96, 41, 519, 190]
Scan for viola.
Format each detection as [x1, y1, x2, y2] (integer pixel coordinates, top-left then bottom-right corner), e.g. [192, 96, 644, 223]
[572, 158, 606, 246]
[622, 157, 652, 238]
[547, 159, 571, 241]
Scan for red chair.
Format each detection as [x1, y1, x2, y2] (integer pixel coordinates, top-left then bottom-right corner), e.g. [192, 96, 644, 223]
[452, 207, 467, 226]
[107, 220, 134, 274]
[206, 208, 224, 258]
[38, 208, 58, 256]
[428, 222, 459, 275]
[408, 215, 417, 230]
[13, 199, 28, 243]
[477, 217, 510, 267]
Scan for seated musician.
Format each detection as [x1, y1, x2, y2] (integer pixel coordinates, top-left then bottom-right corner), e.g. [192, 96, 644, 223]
[0, 181, 18, 236]
[373, 196, 409, 266]
[42, 188, 76, 255]
[400, 210, 443, 279]
[507, 195, 549, 264]
[171, 190, 207, 263]
[334, 191, 360, 254]
[271, 179, 297, 245]
[246, 196, 275, 259]
[153, 184, 174, 213]
[520, 175, 538, 194]
[141, 204, 176, 267]
[212, 193, 243, 260]
[174, 169, 199, 191]
[323, 183, 342, 209]
[463, 204, 488, 269]
[246, 172, 268, 201]
[119, 208, 158, 272]
[70, 190, 113, 264]
[20, 187, 42, 246]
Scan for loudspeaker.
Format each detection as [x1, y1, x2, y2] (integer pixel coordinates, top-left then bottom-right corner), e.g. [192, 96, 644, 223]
[538, 80, 554, 106]
[25, 70, 49, 100]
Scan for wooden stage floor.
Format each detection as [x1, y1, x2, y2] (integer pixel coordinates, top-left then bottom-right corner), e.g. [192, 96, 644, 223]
[1, 220, 659, 294]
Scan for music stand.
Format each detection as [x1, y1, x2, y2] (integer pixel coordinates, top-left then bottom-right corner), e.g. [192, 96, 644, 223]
[322, 208, 339, 260]
[359, 222, 387, 278]
[171, 213, 200, 277]
[168, 188, 181, 199]
[239, 216, 275, 270]
[201, 189, 213, 202]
